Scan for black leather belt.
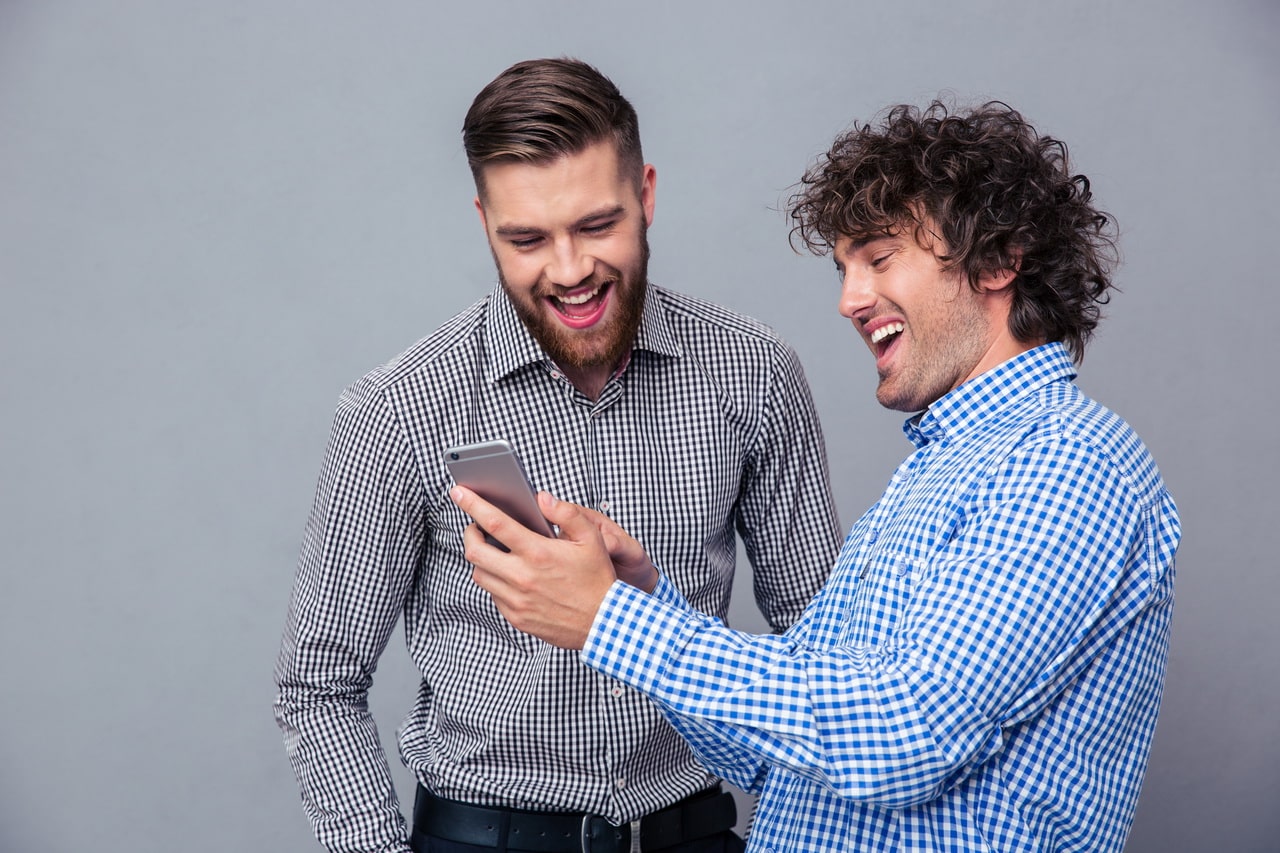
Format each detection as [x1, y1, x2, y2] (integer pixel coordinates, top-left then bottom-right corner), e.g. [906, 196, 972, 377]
[411, 784, 737, 852]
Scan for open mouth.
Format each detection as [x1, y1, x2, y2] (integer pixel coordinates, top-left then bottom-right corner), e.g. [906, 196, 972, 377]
[869, 321, 904, 358]
[548, 281, 613, 329]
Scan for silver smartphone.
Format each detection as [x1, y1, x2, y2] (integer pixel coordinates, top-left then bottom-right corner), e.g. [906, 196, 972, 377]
[443, 439, 556, 550]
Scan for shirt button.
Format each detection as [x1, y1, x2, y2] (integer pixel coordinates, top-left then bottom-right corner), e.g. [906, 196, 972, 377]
[611, 686, 624, 697]
[600, 500, 611, 512]
[615, 777, 627, 789]
[866, 527, 878, 544]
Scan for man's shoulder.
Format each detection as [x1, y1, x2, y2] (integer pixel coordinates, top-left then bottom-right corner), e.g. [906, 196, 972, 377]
[1040, 382, 1141, 450]
[351, 295, 491, 395]
[649, 285, 794, 356]
[1009, 381, 1165, 496]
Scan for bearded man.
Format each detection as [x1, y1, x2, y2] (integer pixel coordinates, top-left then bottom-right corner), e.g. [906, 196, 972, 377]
[274, 57, 840, 853]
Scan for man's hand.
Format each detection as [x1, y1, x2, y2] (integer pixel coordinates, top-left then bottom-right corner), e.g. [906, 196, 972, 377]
[574, 504, 658, 593]
[450, 487, 655, 649]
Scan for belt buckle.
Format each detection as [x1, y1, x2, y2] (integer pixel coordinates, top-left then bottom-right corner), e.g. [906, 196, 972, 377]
[579, 814, 636, 853]
[579, 814, 599, 853]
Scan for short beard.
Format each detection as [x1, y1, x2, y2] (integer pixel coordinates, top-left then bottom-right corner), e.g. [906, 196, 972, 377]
[498, 227, 649, 375]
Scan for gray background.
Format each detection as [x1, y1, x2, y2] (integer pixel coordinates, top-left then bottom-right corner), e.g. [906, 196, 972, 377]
[2, 1, 1276, 851]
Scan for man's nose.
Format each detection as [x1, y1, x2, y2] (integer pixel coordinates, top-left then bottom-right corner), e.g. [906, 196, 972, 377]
[838, 269, 875, 319]
[546, 237, 594, 287]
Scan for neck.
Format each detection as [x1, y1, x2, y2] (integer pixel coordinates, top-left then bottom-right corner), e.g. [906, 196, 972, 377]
[560, 363, 611, 401]
[559, 348, 633, 401]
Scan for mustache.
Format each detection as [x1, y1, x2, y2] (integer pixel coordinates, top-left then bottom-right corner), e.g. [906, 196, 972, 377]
[534, 271, 620, 296]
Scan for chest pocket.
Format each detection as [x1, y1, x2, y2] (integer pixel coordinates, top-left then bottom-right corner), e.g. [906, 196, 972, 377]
[839, 549, 921, 648]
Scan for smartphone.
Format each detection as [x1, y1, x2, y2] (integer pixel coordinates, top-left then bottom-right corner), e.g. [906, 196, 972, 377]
[443, 439, 556, 550]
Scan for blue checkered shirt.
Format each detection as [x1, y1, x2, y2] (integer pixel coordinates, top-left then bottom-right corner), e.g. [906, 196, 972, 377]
[583, 343, 1180, 852]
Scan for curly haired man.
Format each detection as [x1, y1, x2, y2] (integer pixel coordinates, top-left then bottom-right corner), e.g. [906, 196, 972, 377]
[454, 100, 1181, 852]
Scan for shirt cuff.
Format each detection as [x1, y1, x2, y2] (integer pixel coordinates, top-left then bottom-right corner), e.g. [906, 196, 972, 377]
[581, 577, 701, 694]
[650, 571, 691, 608]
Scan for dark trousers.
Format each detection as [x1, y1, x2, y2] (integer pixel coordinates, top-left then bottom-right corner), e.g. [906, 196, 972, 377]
[409, 831, 745, 853]
[409, 785, 746, 853]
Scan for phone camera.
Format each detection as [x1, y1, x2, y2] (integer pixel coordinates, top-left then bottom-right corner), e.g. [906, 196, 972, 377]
[449, 452, 459, 460]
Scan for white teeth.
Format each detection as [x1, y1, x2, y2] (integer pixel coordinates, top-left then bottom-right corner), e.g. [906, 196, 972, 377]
[557, 285, 602, 305]
[870, 322, 904, 344]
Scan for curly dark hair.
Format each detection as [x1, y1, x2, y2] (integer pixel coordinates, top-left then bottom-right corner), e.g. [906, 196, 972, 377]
[788, 99, 1118, 361]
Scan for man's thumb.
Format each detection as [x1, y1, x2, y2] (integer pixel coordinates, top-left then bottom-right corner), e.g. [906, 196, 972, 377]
[537, 491, 592, 539]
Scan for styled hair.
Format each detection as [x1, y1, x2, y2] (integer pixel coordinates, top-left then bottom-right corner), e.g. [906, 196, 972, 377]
[463, 58, 643, 198]
[788, 99, 1118, 361]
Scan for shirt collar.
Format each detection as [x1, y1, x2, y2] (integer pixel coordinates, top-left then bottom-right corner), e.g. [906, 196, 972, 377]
[904, 342, 1078, 448]
[482, 282, 683, 384]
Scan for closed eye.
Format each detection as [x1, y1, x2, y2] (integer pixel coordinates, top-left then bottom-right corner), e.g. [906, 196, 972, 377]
[580, 220, 617, 236]
[507, 235, 543, 249]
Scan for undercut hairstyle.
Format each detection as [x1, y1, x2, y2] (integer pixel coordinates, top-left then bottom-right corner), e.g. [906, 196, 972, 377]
[463, 58, 644, 200]
[788, 99, 1118, 361]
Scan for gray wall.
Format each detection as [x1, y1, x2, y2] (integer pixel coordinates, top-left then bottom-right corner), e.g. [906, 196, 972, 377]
[2, 2, 1276, 851]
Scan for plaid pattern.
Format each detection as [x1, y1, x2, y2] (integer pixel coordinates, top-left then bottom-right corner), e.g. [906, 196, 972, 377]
[274, 284, 841, 853]
[583, 343, 1180, 852]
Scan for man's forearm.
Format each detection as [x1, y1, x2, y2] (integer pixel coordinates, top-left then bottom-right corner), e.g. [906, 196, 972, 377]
[275, 688, 411, 853]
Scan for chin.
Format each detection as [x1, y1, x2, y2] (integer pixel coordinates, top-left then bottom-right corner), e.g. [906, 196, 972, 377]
[876, 386, 924, 414]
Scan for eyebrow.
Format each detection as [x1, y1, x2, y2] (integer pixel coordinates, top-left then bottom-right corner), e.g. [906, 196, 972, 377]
[493, 204, 626, 238]
[835, 235, 890, 259]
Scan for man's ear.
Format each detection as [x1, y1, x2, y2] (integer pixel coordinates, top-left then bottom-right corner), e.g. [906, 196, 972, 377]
[474, 196, 487, 231]
[981, 266, 1018, 292]
[979, 252, 1022, 292]
[640, 164, 656, 227]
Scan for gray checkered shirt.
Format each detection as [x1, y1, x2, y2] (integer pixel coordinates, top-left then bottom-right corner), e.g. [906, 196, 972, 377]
[274, 284, 841, 853]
